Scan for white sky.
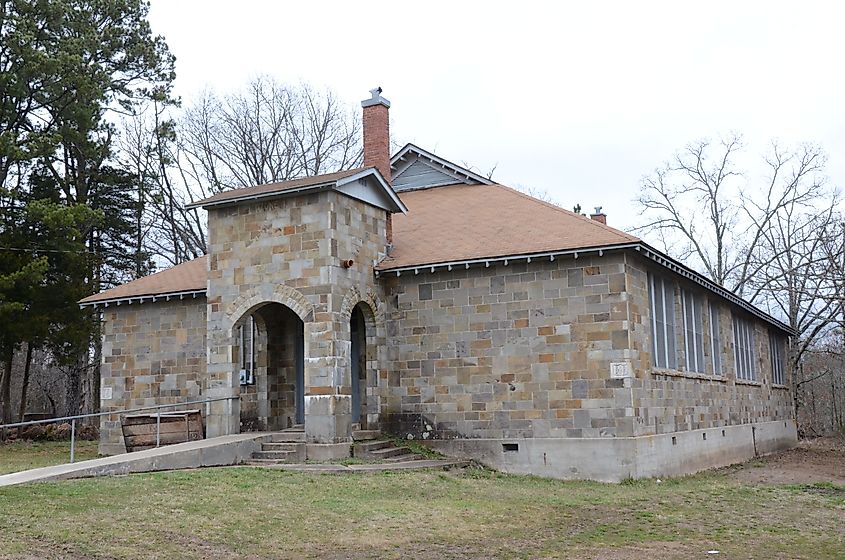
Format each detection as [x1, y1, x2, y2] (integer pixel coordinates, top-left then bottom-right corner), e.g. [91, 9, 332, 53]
[147, 0, 844, 231]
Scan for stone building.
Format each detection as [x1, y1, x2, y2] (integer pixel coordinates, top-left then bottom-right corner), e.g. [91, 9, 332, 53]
[80, 89, 796, 481]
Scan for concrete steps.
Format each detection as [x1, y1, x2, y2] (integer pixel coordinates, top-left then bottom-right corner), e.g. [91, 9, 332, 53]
[247, 427, 427, 466]
[247, 428, 306, 464]
[353, 439, 422, 463]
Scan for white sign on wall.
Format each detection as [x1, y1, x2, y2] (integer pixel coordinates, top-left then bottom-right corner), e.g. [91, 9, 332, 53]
[100, 387, 113, 400]
[610, 361, 632, 379]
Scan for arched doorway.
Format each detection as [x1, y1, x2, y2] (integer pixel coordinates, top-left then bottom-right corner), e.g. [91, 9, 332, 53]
[235, 302, 304, 431]
[350, 303, 368, 428]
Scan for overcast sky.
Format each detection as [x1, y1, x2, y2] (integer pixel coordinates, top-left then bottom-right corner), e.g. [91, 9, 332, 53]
[147, 1, 844, 231]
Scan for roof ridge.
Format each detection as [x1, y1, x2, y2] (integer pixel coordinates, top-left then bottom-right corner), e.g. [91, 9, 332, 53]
[489, 183, 639, 242]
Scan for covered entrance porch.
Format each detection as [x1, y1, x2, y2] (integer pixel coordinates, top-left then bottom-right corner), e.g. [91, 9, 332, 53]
[205, 287, 383, 447]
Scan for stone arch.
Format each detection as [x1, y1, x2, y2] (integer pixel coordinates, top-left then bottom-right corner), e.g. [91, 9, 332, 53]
[339, 286, 386, 428]
[224, 284, 315, 332]
[339, 285, 385, 326]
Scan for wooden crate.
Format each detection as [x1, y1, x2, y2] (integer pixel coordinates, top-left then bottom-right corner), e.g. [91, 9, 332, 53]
[121, 410, 204, 452]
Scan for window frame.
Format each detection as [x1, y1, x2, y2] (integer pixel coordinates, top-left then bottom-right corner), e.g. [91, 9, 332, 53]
[709, 302, 722, 377]
[732, 313, 757, 381]
[648, 272, 677, 370]
[240, 315, 256, 373]
[769, 331, 787, 386]
[681, 288, 706, 373]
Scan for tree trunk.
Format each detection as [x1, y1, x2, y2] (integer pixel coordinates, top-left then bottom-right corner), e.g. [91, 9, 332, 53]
[65, 352, 84, 418]
[18, 342, 33, 423]
[1, 349, 13, 439]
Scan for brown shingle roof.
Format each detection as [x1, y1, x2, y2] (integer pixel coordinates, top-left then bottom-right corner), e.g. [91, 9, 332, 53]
[81, 183, 639, 304]
[79, 256, 207, 305]
[186, 168, 366, 209]
[377, 183, 640, 270]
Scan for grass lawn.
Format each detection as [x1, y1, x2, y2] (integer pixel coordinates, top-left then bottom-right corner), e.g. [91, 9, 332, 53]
[0, 440, 99, 475]
[0, 465, 843, 559]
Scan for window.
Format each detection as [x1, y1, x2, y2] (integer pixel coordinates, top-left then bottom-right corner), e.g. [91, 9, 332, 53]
[240, 315, 256, 373]
[709, 303, 722, 376]
[681, 289, 705, 373]
[769, 331, 786, 385]
[648, 273, 677, 369]
[733, 314, 756, 381]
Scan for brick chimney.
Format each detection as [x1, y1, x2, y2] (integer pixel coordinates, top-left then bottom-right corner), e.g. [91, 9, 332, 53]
[590, 206, 607, 225]
[361, 87, 391, 183]
[362, 87, 393, 245]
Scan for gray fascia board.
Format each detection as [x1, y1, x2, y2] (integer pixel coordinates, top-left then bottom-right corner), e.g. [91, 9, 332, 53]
[375, 242, 794, 336]
[636, 244, 795, 335]
[79, 289, 207, 309]
[184, 182, 335, 210]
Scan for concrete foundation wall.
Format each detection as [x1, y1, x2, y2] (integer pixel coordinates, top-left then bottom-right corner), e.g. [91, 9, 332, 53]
[426, 419, 797, 482]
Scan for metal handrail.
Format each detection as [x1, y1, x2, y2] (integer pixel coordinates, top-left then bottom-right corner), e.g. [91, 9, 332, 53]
[0, 396, 239, 464]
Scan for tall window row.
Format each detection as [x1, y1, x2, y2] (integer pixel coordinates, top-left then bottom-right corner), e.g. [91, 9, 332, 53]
[648, 272, 786, 384]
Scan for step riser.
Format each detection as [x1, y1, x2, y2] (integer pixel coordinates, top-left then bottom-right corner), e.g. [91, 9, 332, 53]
[370, 447, 408, 459]
[352, 430, 382, 441]
[262, 443, 303, 452]
[252, 450, 302, 462]
[270, 433, 305, 443]
[382, 454, 421, 463]
[354, 441, 391, 453]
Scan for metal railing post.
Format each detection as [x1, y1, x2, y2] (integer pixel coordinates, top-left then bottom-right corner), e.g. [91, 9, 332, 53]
[70, 419, 76, 463]
[155, 412, 161, 448]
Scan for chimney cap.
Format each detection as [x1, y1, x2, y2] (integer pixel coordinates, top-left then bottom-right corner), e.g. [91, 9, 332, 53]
[362, 86, 391, 109]
[593, 206, 603, 215]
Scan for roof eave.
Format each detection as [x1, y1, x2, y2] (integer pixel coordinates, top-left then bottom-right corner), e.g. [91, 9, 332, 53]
[375, 242, 795, 336]
[184, 181, 335, 211]
[79, 289, 207, 309]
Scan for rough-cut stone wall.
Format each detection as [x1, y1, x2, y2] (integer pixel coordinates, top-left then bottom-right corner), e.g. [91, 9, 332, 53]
[380, 250, 794, 442]
[381, 254, 637, 439]
[265, 306, 301, 430]
[99, 298, 206, 454]
[625, 254, 793, 436]
[204, 190, 389, 442]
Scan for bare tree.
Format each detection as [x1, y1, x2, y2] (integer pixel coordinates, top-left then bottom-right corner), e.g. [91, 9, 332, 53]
[634, 134, 842, 426]
[633, 134, 829, 295]
[116, 78, 363, 267]
[179, 77, 362, 193]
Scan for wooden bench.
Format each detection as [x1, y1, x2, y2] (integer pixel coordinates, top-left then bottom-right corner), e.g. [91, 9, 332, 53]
[121, 409, 204, 452]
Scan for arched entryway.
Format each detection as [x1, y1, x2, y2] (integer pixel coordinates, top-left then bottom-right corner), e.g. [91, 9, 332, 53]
[234, 302, 304, 431]
[349, 300, 382, 430]
[350, 303, 367, 428]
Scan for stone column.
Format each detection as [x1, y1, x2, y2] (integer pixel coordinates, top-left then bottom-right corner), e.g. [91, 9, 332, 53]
[304, 317, 352, 443]
[204, 322, 240, 437]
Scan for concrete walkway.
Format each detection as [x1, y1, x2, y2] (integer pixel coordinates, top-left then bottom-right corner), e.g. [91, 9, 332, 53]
[246, 459, 471, 473]
[0, 434, 471, 487]
[0, 432, 270, 487]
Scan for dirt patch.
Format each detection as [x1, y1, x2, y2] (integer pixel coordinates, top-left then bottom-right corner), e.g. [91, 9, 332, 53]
[727, 436, 845, 485]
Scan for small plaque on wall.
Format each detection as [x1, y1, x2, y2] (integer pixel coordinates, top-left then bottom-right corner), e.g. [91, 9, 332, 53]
[100, 387, 113, 400]
[610, 361, 632, 379]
